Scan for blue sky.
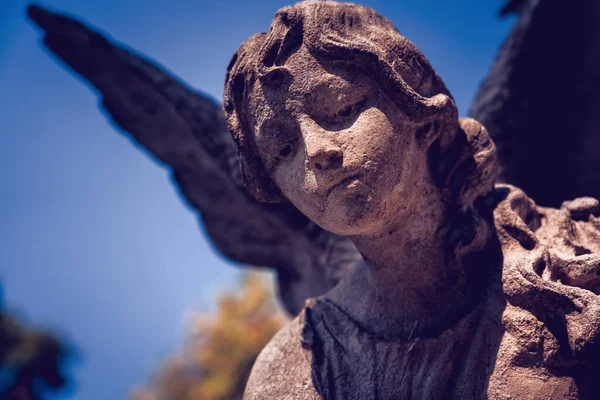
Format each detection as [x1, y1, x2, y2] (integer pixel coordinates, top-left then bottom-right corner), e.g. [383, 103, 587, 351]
[0, 0, 513, 398]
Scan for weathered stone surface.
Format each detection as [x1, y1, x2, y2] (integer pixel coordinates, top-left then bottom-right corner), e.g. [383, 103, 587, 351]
[223, 2, 600, 398]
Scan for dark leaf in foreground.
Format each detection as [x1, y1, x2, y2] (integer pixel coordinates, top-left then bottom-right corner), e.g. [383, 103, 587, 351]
[0, 287, 73, 400]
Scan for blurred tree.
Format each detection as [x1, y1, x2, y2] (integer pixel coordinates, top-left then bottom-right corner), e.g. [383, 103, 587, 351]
[0, 287, 73, 400]
[130, 273, 286, 400]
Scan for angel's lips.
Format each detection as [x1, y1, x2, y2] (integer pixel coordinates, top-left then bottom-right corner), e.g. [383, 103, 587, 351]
[328, 178, 374, 222]
[325, 175, 361, 197]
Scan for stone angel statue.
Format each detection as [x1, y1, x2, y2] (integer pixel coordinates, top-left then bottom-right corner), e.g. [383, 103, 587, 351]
[28, 0, 600, 397]
[27, 0, 600, 317]
[219, 2, 600, 398]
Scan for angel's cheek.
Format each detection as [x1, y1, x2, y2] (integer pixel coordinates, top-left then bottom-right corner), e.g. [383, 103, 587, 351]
[273, 158, 327, 221]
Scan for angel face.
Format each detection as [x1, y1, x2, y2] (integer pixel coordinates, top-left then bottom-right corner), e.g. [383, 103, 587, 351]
[252, 46, 434, 236]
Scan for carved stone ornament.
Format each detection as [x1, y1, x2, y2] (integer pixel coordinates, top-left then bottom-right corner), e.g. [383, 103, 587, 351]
[223, 1, 600, 398]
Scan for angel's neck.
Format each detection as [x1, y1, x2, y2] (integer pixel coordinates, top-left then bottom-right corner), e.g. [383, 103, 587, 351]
[326, 192, 472, 338]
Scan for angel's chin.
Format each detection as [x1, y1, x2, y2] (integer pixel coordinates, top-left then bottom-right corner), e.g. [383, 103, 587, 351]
[318, 183, 383, 236]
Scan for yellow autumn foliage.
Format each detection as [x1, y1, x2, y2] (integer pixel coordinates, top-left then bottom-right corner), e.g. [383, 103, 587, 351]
[131, 272, 286, 400]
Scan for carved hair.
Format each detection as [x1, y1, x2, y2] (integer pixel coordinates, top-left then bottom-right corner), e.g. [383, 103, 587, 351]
[224, 1, 498, 257]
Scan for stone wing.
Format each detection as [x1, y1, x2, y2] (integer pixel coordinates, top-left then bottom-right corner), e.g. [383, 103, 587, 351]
[27, 5, 360, 315]
[470, 0, 600, 207]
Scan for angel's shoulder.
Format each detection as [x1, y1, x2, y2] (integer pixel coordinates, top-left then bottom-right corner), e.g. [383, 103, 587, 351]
[244, 309, 320, 400]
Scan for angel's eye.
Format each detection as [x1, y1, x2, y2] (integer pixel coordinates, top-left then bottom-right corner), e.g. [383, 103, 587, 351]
[338, 105, 353, 118]
[333, 97, 368, 120]
[279, 143, 293, 157]
[257, 119, 300, 170]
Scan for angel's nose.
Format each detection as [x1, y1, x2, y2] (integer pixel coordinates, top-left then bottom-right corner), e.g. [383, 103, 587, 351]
[307, 142, 343, 171]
